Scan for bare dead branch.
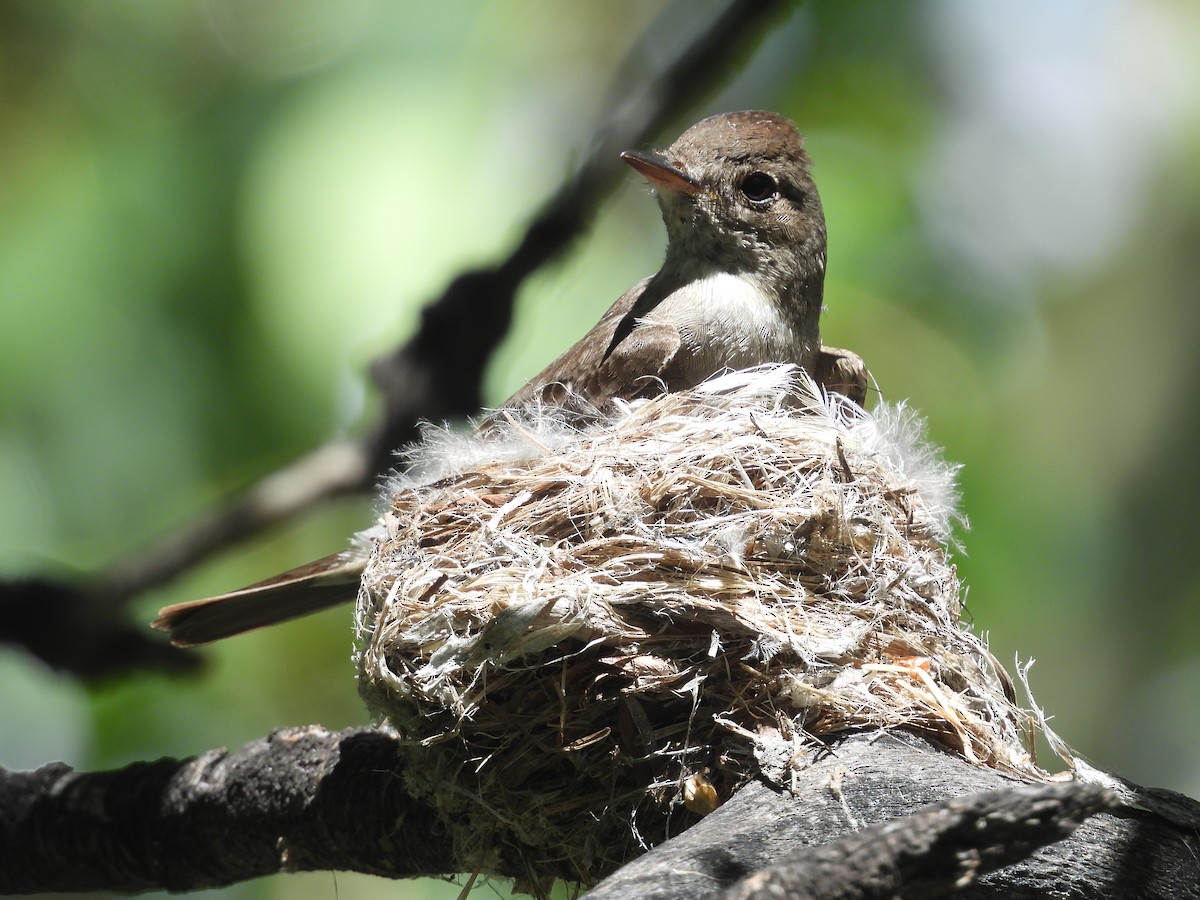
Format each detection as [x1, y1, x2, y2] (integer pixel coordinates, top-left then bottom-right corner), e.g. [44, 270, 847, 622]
[587, 732, 1200, 900]
[0, 727, 454, 894]
[0, 577, 199, 678]
[2, 729, 1195, 897]
[96, 440, 369, 607]
[714, 781, 1115, 900]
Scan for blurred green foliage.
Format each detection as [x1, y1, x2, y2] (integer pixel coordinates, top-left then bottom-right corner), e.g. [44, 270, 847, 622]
[3, 2, 1200, 897]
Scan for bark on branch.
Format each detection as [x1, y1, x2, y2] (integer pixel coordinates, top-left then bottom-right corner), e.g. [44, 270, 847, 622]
[0, 727, 451, 894]
[715, 781, 1115, 899]
[2, 728, 1196, 898]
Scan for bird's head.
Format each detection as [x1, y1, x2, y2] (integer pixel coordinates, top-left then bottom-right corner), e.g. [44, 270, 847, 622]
[622, 110, 827, 304]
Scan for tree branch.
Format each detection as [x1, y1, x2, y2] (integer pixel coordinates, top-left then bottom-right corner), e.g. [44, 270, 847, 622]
[587, 731, 1200, 900]
[0, 727, 454, 894]
[714, 782, 1115, 900]
[3, 728, 1196, 897]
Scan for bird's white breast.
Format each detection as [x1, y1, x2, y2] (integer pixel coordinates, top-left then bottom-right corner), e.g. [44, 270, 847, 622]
[643, 270, 808, 381]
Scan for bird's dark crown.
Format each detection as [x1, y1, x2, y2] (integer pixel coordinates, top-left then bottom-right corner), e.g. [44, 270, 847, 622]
[669, 110, 813, 172]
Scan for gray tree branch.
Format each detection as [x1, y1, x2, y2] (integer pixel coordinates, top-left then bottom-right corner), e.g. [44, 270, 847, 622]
[588, 731, 1200, 900]
[715, 782, 1115, 900]
[2, 728, 1195, 897]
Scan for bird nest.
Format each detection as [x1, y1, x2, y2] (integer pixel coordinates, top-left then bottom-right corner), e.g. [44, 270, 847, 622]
[354, 366, 1039, 891]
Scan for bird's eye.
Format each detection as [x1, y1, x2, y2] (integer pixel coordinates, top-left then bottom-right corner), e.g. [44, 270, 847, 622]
[740, 172, 778, 203]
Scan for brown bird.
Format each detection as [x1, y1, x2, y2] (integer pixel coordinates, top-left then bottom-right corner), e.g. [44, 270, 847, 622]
[155, 110, 866, 646]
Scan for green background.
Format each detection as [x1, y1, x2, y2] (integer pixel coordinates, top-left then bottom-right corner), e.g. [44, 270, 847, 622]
[3, 2, 1200, 897]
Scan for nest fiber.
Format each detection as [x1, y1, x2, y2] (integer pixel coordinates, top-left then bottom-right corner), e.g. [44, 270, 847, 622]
[354, 366, 1036, 888]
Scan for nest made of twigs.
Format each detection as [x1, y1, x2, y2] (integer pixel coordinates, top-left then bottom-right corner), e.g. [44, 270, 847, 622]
[353, 365, 1039, 891]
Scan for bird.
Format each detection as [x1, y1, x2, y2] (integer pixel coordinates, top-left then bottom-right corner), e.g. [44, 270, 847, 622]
[155, 110, 866, 646]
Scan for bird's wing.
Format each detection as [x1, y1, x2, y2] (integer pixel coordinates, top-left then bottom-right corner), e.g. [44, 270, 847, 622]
[814, 345, 869, 406]
[501, 276, 682, 408]
[586, 319, 682, 402]
[153, 550, 367, 646]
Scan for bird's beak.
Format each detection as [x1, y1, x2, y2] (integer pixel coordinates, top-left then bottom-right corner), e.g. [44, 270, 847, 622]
[621, 149, 701, 196]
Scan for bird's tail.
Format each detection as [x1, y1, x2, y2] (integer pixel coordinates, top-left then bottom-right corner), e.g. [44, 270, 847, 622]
[153, 551, 367, 647]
